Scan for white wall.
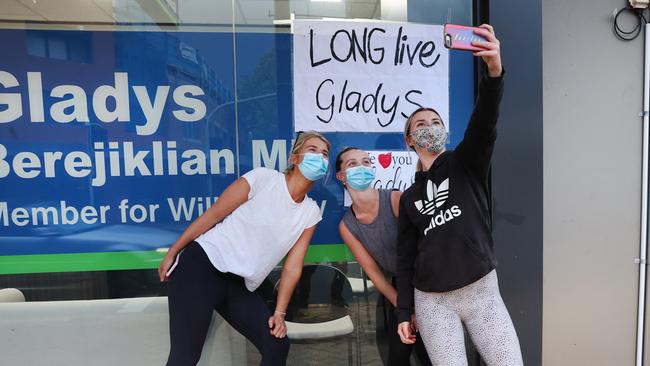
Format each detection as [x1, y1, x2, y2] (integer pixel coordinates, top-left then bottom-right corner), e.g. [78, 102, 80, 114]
[543, 1, 643, 364]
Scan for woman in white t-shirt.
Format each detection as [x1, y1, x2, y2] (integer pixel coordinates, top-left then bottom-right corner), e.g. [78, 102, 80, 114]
[158, 131, 330, 366]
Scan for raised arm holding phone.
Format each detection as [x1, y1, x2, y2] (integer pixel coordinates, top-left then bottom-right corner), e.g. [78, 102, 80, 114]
[395, 24, 524, 365]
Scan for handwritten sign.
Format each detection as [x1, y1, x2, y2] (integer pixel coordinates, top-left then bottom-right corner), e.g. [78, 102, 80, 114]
[343, 150, 418, 206]
[293, 20, 449, 133]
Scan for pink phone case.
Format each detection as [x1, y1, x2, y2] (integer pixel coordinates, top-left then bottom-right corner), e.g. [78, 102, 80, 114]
[443, 24, 487, 52]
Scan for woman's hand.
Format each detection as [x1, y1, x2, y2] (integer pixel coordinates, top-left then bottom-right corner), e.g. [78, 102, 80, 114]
[473, 24, 502, 77]
[268, 313, 288, 338]
[397, 321, 416, 344]
[158, 251, 177, 282]
[410, 314, 418, 333]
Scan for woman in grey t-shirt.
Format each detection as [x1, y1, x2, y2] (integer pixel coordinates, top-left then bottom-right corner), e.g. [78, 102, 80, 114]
[335, 147, 430, 366]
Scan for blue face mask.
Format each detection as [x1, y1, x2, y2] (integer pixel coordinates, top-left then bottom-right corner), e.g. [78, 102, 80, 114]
[345, 166, 375, 191]
[298, 153, 329, 181]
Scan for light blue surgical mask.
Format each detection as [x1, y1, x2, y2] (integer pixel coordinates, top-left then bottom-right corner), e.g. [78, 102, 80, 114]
[345, 166, 375, 191]
[298, 153, 329, 181]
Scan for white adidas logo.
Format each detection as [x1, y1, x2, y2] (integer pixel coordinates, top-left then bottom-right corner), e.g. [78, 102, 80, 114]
[413, 178, 462, 235]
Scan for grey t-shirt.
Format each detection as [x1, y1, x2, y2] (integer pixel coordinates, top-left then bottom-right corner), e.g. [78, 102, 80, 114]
[342, 189, 398, 276]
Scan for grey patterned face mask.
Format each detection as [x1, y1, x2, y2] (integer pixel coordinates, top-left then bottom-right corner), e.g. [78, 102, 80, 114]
[410, 125, 447, 153]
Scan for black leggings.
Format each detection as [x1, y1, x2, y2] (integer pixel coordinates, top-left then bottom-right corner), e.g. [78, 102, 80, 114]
[376, 287, 431, 366]
[166, 242, 289, 366]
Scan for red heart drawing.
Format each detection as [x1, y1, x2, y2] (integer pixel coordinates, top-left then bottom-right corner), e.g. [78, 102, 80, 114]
[378, 152, 392, 169]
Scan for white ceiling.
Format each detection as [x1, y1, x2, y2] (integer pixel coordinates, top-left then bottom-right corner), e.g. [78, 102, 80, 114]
[0, 0, 116, 22]
[0, 0, 383, 25]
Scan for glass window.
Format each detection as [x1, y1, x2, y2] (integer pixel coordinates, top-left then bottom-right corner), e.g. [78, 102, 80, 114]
[0, 1, 478, 365]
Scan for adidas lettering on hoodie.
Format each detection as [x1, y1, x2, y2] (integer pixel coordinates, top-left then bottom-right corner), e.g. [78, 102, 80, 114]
[396, 73, 504, 323]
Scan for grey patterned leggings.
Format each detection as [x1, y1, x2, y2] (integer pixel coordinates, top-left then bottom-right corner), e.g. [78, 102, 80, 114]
[414, 270, 524, 366]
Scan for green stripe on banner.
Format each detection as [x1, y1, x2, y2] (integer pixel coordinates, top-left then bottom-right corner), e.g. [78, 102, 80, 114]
[0, 251, 164, 275]
[304, 243, 355, 263]
[0, 244, 354, 275]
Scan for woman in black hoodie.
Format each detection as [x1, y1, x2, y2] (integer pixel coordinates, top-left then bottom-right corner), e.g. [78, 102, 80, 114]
[395, 24, 523, 365]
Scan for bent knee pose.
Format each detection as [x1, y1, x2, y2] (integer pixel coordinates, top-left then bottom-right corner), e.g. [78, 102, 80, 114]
[395, 24, 523, 366]
[159, 132, 331, 366]
[335, 147, 431, 366]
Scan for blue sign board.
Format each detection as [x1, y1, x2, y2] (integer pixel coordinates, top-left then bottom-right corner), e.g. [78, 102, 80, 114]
[0, 29, 473, 271]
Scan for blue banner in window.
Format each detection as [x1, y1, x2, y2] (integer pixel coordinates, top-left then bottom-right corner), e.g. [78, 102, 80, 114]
[0, 29, 473, 259]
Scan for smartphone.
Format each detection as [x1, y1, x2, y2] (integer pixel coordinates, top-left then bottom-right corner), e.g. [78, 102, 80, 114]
[443, 24, 488, 51]
[165, 253, 180, 277]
